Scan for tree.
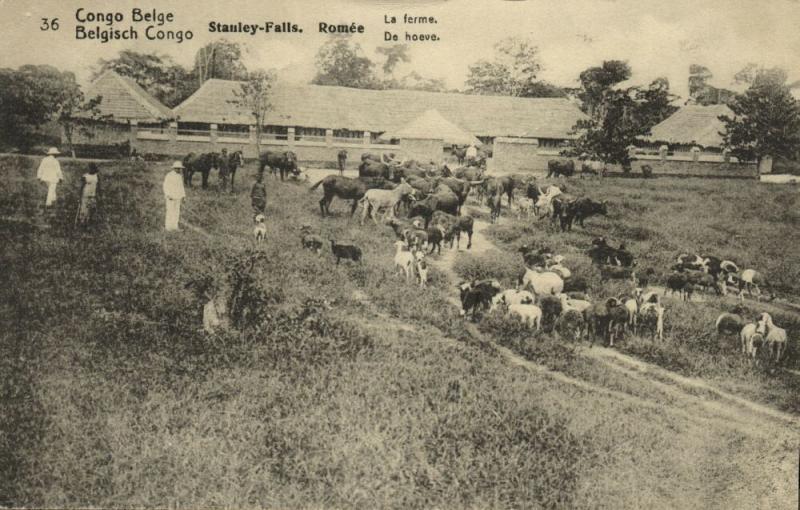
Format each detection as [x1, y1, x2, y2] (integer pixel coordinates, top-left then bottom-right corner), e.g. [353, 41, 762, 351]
[57, 82, 105, 158]
[312, 37, 378, 89]
[688, 64, 713, 98]
[231, 70, 275, 156]
[464, 37, 563, 97]
[577, 60, 631, 116]
[571, 89, 641, 168]
[633, 77, 678, 131]
[394, 71, 447, 92]
[720, 68, 800, 163]
[94, 50, 195, 107]
[0, 65, 83, 151]
[193, 39, 248, 85]
[570, 62, 674, 168]
[375, 44, 410, 76]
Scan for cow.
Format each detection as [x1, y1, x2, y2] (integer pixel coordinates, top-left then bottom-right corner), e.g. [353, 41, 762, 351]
[259, 151, 298, 181]
[452, 145, 467, 165]
[459, 279, 502, 320]
[438, 177, 471, 214]
[409, 185, 460, 227]
[183, 152, 220, 189]
[330, 239, 362, 264]
[557, 197, 608, 232]
[547, 158, 575, 178]
[430, 211, 474, 249]
[310, 175, 393, 217]
[359, 159, 394, 180]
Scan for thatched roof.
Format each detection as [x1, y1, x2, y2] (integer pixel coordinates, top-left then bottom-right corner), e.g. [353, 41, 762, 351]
[83, 71, 174, 123]
[174, 79, 586, 139]
[645, 104, 731, 148]
[380, 109, 481, 145]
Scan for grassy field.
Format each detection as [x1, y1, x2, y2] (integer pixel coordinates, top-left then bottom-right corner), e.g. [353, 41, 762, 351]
[1, 155, 797, 508]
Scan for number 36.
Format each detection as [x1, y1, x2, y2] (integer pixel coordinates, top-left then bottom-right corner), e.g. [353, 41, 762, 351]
[40, 18, 59, 31]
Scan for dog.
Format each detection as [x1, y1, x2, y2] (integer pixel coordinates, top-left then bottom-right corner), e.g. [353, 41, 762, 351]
[253, 214, 267, 242]
[415, 250, 429, 288]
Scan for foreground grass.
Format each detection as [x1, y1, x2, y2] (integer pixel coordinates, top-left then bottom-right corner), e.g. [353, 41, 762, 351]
[1, 156, 796, 508]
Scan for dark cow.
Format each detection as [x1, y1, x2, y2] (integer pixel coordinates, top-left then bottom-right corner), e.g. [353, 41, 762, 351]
[454, 166, 483, 182]
[221, 150, 245, 192]
[666, 272, 692, 301]
[359, 159, 394, 180]
[337, 150, 347, 175]
[558, 197, 608, 231]
[408, 185, 460, 227]
[309, 175, 392, 217]
[430, 210, 474, 249]
[459, 279, 502, 319]
[487, 187, 502, 223]
[547, 158, 575, 178]
[183, 152, 220, 189]
[438, 177, 471, 214]
[259, 151, 298, 181]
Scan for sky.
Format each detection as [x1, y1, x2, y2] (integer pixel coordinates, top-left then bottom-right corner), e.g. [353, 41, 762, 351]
[1, 0, 799, 100]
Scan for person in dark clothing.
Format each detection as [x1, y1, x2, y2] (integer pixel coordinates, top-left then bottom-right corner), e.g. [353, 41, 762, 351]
[250, 173, 267, 217]
[217, 148, 231, 193]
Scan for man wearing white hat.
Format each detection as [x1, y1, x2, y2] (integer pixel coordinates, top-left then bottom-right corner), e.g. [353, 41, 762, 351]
[163, 161, 186, 231]
[37, 147, 64, 208]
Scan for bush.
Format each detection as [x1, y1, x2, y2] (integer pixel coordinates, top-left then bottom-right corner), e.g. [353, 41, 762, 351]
[452, 251, 522, 287]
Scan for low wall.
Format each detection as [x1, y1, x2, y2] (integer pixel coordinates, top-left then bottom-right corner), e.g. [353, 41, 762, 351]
[491, 137, 758, 178]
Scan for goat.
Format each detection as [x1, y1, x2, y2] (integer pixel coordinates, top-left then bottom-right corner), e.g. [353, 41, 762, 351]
[757, 312, 787, 363]
[416, 252, 429, 289]
[330, 239, 362, 265]
[394, 240, 415, 282]
[253, 214, 267, 243]
[299, 225, 323, 254]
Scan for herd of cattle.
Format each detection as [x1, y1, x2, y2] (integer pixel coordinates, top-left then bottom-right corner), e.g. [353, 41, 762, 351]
[290, 150, 788, 364]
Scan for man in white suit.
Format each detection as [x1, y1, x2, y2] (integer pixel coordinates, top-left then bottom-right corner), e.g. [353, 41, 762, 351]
[37, 147, 64, 208]
[163, 161, 186, 231]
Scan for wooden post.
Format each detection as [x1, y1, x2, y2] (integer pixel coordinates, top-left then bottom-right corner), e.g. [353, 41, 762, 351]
[287, 127, 296, 148]
[209, 123, 218, 149]
[325, 128, 333, 147]
[659, 145, 668, 161]
[691, 146, 701, 162]
[363, 131, 371, 146]
[129, 120, 138, 155]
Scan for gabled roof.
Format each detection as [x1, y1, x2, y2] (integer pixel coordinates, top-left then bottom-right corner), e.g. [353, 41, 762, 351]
[381, 109, 482, 145]
[174, 79, 587, 139]
[83, 70, 174, 123]
[646, 104, 732, 148]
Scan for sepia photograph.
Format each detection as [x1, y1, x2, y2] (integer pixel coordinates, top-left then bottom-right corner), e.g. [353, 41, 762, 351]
[1, 0, 799, 507]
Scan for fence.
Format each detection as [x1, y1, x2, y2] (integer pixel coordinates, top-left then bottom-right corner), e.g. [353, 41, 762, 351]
[129, 122, 399, 165]
[490, 137, 758, 178]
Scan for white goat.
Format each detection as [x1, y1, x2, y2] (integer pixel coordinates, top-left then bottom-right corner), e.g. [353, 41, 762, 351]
[757, 312, 787, 363]
[394, 240, 415, 282]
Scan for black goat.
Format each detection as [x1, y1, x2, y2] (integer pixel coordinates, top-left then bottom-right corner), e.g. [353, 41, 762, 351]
[330, 239, 362, 265]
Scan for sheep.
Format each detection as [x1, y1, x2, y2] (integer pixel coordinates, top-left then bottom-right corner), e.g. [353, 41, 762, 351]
[757, 312, 787, 363]
[394, 240, 415, 282]
[638, 302, 665, 341]
[299, 224, 323, 255]
[666, 272, 691, 301]
[715, 312, 744, 336]
[740, 323, 762, 359]
[557, 293, 592, 313]
[330, 239, 362, 265]
[507, 303, 543, 330]
[490, 289, 535, 312]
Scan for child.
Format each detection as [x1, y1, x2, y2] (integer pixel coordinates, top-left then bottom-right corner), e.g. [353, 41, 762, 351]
[78, 163, 100, 227]
[250, 173, 267, 217]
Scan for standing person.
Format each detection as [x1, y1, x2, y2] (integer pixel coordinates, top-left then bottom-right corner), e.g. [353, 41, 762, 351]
[465, 144, 478, 164]
[37, 147, 64, 209]
[217, 148, 230, 193]
[250, 172, 267, 217]
[337, 149, 347, 176]
[163, 161, 186, 232]
[77, 163, 100, 227]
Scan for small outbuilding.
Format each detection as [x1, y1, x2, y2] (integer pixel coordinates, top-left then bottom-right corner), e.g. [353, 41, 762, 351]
[381, 109, 480, 162]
